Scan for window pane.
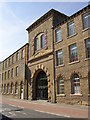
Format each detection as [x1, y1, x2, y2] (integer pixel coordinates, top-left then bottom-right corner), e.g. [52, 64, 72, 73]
[85, 38, 90, 58]
[70, 44, 78, 62]
[83, 12, 90, 29]
[56, 49, 63, 66]
[68, 21, 75, 36]
[41, 34, 45, 48]
[35, 38, 39, 51]
[56, 28, 62, 42]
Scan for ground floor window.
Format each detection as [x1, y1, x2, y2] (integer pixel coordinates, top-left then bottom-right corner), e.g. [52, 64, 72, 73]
[71, 74, 80, 94]
[11, 83, 13, 94]
[57, 77, 64, 94]
[7, 84, 9, 94]
[15, 83, 18, 94]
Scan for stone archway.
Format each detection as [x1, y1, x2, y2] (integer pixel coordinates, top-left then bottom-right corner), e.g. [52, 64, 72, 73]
[36, 71, 48, 100]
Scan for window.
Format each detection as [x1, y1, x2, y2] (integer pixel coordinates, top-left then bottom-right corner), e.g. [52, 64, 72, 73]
[85, 38, 90, 58]
[5, 72, 6, 80]
[16, 66, 19, 76]
[69, 44, 78, 62]
[57, 77, 64, 94]
[12, 55, 14, 64]
[11, 68, 14, 78]
[16, 52, 19, 61]
[55, 28, 62, 42]
[72, 74, 80, 94]
[2, 73, 4, 81]
[3, 62, 4, 70]
[21, 49, 24, 59]
[11, 83, 13, 94]
[68, 21, 75, 37]
[8, 58, 10, 66]
[15, 83, 18, 94]
[4, 84, 6, 93]
[5, 60, 7, 68]
[41, 34, 45, 48]
[83, 12, 90, 29]
[1, 85, 3, 93]
[8, 70, 10, 79]
[7, 84, 9, 94]
[35, 38, 39, 51]
[0, 74, 1, 81]
[56, 49, 63, 66]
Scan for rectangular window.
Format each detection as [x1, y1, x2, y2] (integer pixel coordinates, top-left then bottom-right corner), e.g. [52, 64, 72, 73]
[55, 28, 62, 42]
[83, 12, 90, 29]
[5, 60, 7, 68]
[8, 70, 10, 79]
[68, 21, 75, 37]
[56, 49, 63, 66]
[16, 66, 19, 76]
[69, 44, 78, 62]
[21, 49, 24, 59]
[3, 63, 4, 70]
[2, 73, 4, 81]
[41, 34, 45, 48]
[5, 72, 6, 80]
[11, 68, 14, 78]
[85, 38, 90, 58]
[16, 52, 19, 61]
[8, 58, 10, 66]
[12, 55, 14, 64]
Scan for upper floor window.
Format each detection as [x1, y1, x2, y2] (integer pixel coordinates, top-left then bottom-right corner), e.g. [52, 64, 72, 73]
[8, 70, 10, 79]
[35, 37, 39, 51]
[41, 34, 45, 48]
[8, 58, 10, 66]
[68, 21, 75, 37]
[3, 62, 4, 70]
[21, 49, 24, 59]
[56, 49, 63, 66]
[16, 52, 19, 61]
[2, 73, 4, 81]
[11, 68, 14, 78]
[5, 60, 7, 68]
[57, 77, 64, 94]
[55, 28, 62, 42]
[83, 11, 90, 29]
[12, 55, 14, 64]
[85, 38, 90, 58]
[5, 72, 6, 80]
[71, 74, 80, 94]
[69, 44, 78, 62]
[16, 66, 19, 76]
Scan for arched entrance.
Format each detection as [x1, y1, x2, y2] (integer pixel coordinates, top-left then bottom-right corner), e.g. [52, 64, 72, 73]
[36, 71, 48, 100]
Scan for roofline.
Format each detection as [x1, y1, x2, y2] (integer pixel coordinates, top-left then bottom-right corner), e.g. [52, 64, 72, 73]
[26, 8, 68, 32]
[2, 43, 29, 62]
[54, 4, 89, 29]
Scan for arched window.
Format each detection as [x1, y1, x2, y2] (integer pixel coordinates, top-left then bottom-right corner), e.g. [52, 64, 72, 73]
[7, 84, 9, 93]
[57, 77, 64, 94]
[11, 83, 13, 94]
[71, 74, 80, 94]
[35, 37, 39, 51]
[41, 34, 45, 48]
[88, 72, 90, 94]
[15, 82, 18, 94]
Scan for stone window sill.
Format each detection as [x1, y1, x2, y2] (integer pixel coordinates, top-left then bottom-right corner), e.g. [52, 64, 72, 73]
[67, 33, 77, 39]
[82, 27, 90, 32]
[55, 39, 63, 44]
[85, 58, 90, 61]
[70, 94, 83, 97]
[68, 60, 80, 65]
[55, 64, 65, 68]
[57, 94, 66, 97]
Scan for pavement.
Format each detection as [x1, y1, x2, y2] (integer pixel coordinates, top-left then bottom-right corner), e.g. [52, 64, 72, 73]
[0, 95, 89, 120]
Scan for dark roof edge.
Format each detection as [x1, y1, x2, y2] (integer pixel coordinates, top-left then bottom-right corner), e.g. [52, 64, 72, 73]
[2, 43, 29, 62]
[54, 4, 90, 29]
[26, 8, 68, 32]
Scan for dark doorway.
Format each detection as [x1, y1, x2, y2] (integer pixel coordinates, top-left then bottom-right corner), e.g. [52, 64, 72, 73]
[36, 71, 48, 100]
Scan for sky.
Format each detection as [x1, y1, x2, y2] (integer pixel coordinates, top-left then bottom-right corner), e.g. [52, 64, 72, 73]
[0, 2, 89, 61]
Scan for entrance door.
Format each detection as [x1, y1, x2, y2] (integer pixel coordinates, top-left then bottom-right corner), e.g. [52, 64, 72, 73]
[36, 71, 48, 100]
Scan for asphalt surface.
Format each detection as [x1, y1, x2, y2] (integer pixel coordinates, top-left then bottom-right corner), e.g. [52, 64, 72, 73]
[0, 103, 66, 119]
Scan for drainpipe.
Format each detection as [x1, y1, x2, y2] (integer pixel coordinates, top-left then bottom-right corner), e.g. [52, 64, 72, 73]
[52, 25, 56, 103]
